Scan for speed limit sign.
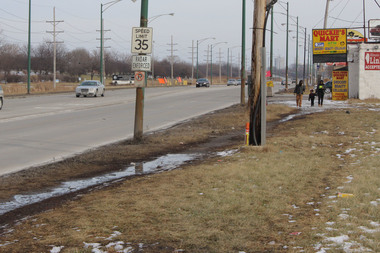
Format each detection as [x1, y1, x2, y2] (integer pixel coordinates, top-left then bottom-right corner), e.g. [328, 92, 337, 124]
[131, 27, 153, 54]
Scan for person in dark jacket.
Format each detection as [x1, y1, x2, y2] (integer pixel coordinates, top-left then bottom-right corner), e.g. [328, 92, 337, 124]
[308, 89, 316, 107]
[316, 80, 325, 106]
[294, 80, 305, 107]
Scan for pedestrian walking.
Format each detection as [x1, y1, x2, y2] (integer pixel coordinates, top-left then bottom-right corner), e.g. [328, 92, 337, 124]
[317, 80, 325, 107]
[294, 80, 305, 107]
[308, 89, 316, 107]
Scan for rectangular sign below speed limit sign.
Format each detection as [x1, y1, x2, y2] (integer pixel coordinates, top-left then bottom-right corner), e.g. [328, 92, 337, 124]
[131, 27, 153, 54]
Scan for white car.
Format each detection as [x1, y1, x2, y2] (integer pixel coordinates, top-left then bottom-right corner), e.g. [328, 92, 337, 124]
[75, 80, 105, 97]
[0, 85, 4, 110]
[227, 79, 238, 86]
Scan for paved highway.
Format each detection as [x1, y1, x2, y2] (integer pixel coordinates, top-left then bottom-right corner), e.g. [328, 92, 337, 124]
[0, 86, 242, 176]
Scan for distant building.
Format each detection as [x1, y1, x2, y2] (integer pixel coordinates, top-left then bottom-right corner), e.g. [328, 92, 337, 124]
[348, 43, 380, 99]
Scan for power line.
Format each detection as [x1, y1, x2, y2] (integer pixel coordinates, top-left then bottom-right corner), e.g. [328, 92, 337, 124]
[374, 0, 380, 8]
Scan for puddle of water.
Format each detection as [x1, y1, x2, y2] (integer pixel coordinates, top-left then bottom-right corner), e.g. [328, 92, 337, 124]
[0, 154, 198, 216]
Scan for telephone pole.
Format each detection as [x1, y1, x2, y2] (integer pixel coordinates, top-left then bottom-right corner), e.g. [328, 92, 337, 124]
[133, 0, 149, 142]
[167, 35, 177, 85]
[249, 0, 266, 146]
[241, 0, 246, 105]
[324, 0, 330, 28]
[46, 7, 64, 89]
[188, 40, 196, 84]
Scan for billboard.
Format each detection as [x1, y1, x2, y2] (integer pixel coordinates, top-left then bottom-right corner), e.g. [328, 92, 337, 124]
[313, 29, 347, 63]
[365, 52, 380, 71]
[332, 70, 348, 101]
[369, 19, 380, 40]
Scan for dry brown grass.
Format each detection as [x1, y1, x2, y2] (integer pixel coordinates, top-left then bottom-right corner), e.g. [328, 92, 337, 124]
[0, 104, 378, 252]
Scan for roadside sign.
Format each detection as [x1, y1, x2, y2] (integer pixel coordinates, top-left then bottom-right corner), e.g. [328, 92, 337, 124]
[313, 29, 347, 55]
[369, 19, 380, 40]
[365, 52, 380, 71]
[132, 55, 151, 71]
[131, 27, 153, 54]
[332, 70, 348, 101]
[313, 28, 347, 63]
[134, 71, 145, 87]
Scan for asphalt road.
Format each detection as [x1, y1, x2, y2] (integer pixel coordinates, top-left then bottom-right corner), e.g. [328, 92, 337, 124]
[0, 85, 242, 176]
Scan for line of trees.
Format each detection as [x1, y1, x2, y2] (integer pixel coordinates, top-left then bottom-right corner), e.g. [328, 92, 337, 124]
[0, 39, 242, 84]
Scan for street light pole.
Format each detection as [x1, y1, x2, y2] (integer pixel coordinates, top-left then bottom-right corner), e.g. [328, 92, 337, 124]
[285, 2, 289, 91]
[210, 42, 227, 85]
[296, 16, 299, 85]
[100, 0, 123, 85]
[196, 37, 215, 79]
[303, 27, 307, 82]
[100, 5, 104, 84]
[27, 0, 31, 94]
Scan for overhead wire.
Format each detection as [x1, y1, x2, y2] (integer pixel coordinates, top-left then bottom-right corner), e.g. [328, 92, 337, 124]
[330, 0, 350, 27]
[374, 0, 380, 8]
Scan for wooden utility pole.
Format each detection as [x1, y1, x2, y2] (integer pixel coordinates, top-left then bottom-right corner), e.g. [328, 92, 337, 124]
[249, 0, 266, 145]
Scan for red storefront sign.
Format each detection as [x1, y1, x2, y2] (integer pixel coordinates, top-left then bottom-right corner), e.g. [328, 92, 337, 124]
[365, 52, 380, 70]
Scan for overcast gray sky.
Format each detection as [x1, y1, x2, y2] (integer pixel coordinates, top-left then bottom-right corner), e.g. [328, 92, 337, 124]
[1, 0, 379, 68]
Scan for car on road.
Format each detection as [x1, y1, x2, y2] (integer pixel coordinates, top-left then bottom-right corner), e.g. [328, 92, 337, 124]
[195, 78, 210, 88]
[227, 79, 238, 86]
[324, 81, 332, 94]
[75, 80, 105, 97]
[237, 79, 241, 85]
[0, 85, 3, 110]
[281, 79, 291, 86]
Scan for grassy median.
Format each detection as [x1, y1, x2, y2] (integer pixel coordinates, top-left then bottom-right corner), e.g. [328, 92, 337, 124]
[0, 101, 379, 253]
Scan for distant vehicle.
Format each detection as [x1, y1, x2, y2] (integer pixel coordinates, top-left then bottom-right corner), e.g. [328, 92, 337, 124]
[75, 80, 105, 97]
[237, 79, 241, 85]
[0, 85, 3, 110]
[281, 80, 291, 86]
[370, 25, 380, 36]
[196, 78, 210, 88]
[324, 81, 332, 94]
[292, 79, 296, 84]
[227, 79, 238, 86]
[112, 74, 134, 85]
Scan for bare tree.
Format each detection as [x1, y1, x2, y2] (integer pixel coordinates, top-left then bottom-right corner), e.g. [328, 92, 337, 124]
[66, 48, 91, 77]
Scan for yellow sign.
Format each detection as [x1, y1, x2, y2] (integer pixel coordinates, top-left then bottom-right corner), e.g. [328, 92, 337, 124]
[266, 81, 273, 87]
[313, 29, 347, 55]
[332, 70, 348, 101]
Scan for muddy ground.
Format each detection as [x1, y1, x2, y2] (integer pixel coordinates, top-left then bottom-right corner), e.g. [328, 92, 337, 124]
[0, 104, 296, 227]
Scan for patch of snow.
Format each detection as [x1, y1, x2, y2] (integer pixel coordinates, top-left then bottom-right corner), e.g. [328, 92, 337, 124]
[359, 226, 380, 234]
[106, 231, 122, 240]
[338, 214, 350, 220]
[84, 242, 101, 248]
[50, 246, 64, 253]
[325, 234, 349, 245]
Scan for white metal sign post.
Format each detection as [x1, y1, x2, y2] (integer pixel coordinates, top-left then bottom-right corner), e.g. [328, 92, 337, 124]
[131, 27, 153, 54]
